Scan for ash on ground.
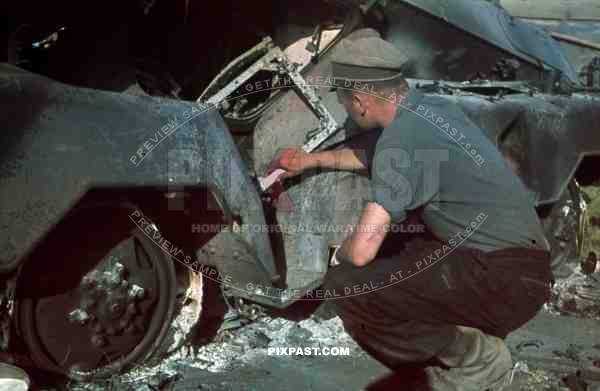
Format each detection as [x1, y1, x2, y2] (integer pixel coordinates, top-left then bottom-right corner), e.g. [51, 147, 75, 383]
[62, 261, 600, 391]
[65, 314, 362, 391]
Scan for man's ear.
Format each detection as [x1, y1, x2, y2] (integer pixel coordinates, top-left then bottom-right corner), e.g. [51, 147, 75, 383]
[352, 92, 366, 111]
[354, 92, 375, 111]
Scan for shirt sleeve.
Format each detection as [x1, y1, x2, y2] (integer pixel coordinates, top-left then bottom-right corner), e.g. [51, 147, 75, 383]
[366, 145, 412, 222]
[367, 121, 438, 223]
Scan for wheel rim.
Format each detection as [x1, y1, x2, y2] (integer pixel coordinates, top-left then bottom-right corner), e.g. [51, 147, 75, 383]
[16, 203, 177, 380]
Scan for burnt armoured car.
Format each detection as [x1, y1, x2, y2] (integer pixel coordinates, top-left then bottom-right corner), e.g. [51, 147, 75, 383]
[1, 0, 600, 382]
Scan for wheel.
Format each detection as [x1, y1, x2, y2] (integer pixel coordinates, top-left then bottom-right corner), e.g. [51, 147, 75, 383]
[15, 202, 178, 380]
[538, 180, 587, 279]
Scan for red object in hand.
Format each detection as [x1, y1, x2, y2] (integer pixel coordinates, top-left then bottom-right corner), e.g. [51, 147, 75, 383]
[267, 148, 310, 179]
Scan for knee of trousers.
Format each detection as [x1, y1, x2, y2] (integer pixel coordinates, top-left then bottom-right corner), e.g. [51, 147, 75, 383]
[323, 263, 356, 293]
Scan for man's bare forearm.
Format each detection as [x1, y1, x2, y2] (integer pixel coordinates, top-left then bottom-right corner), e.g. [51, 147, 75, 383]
[308, 148, 368, 172]
[335, 202, 391, 267]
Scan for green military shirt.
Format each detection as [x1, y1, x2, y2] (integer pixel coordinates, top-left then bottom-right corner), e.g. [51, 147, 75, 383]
[368, 89, 550, 252]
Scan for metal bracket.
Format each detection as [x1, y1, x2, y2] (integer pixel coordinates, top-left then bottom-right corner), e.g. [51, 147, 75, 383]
[198, 36, 275, 103]
[201, 48, 282, 109]
[257, 48, 341, 191]
[269, 49, 340, 153]
[198, 42, 341, 192]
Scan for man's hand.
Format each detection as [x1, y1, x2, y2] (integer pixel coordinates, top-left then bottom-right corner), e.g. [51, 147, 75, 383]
[267, 147, 370, 181]
[268, 148, 313, 178]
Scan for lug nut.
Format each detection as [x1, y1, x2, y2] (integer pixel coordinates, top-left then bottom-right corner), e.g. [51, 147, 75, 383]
[129, 284, 145, 300]
[135, 320, 146, 333]
[81, 276, 95, 290]
[110, 303, 123, 315]
[68, 309, 90, 325]
[91, 321, 104, 334]
[91, 335, 107, 348]
[80, 298, 96, 310]
[119, 319, 130, 330]
[126, 303, 137, 316]
[108, 276, 121, 288]
[114, 262, 126, 278]
[125, 324, 137, 335]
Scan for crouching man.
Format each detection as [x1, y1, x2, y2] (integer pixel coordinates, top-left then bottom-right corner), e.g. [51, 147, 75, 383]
[270, 36, 552, 390]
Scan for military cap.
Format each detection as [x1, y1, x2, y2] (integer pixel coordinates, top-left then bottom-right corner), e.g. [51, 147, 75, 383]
[331, 36, 410, 83]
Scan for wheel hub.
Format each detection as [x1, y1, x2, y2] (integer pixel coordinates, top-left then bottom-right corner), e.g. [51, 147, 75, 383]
[67, 258, 149, 347]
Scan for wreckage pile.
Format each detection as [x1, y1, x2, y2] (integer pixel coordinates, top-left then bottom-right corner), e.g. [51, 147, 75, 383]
[548, 264, 600, 320]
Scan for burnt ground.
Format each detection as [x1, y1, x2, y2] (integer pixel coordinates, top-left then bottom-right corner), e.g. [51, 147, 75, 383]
[63, 308, 600, 391]
[169, 310, 600, 391]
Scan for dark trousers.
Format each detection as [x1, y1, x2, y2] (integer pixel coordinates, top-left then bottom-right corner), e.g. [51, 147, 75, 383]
[322, 229, 553, 371]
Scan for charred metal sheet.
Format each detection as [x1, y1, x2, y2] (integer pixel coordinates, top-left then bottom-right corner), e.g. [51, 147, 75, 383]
[194, 228, 327, 308]
[0, 64, 276, 279]
[250, 35, 369, 298]
[394, 0, 577, 81]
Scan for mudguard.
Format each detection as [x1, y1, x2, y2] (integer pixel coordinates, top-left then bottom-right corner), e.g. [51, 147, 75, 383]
[0, 64, 277, 280]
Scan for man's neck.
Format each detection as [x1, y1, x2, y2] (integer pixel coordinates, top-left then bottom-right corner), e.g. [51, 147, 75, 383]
[380, 88, 410, 128]
[379, 101, 399, 128]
